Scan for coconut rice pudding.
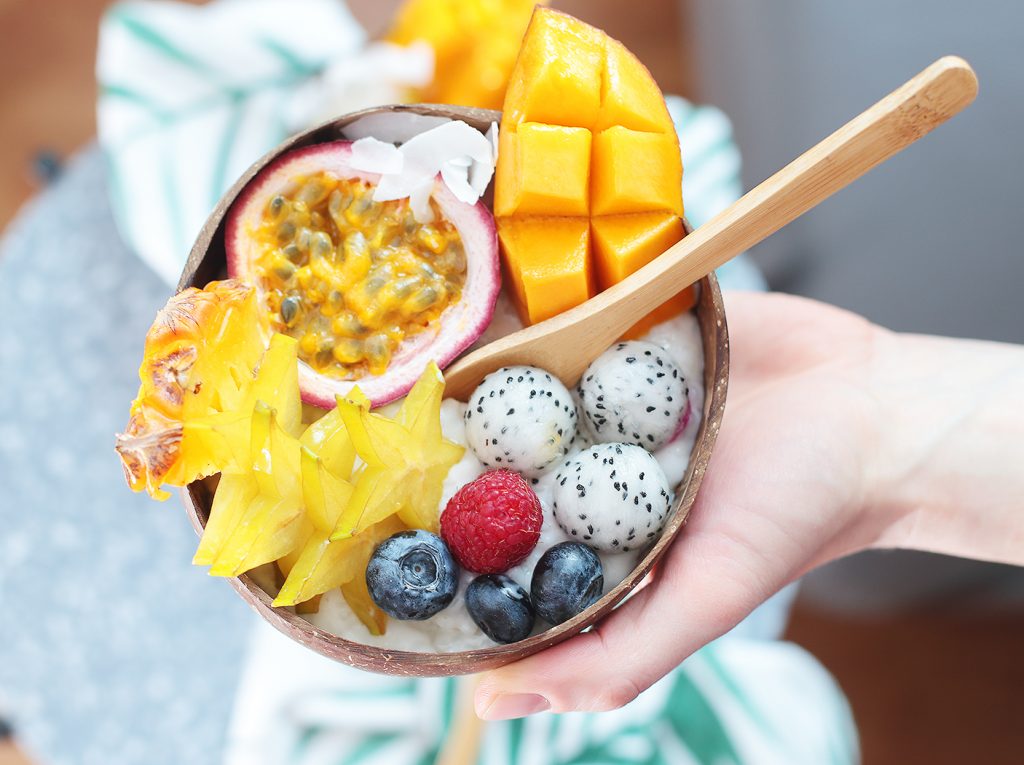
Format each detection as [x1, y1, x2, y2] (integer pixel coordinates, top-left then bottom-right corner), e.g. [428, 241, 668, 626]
[307, 304, 705, 652]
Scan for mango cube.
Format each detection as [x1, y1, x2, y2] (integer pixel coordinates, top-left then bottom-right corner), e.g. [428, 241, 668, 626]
[591, 212, 684, 289]
[494, 123, 592, 217]
[503, 9, 603, 128]
[591, 127, 684, 217]
[591, 212, 694, 337]
[497, 217, 595, 325]
[597, 40, 676, 134]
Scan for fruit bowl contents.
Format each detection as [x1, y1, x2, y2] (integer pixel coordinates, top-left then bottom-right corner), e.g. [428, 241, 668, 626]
[304, 320, 706, 654]
[116, 7, 729, 674]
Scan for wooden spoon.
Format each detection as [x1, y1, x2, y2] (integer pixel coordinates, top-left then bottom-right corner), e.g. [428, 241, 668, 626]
[443, 56, 978, 400]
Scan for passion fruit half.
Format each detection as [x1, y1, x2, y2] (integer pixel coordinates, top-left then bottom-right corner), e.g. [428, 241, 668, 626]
[225, 140, 499, 408]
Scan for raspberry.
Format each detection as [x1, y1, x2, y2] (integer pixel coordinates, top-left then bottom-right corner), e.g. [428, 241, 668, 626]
[440, 469, 543, 574]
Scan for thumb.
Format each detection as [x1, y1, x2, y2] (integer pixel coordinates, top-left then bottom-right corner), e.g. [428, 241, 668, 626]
[474, 451, 811, 720]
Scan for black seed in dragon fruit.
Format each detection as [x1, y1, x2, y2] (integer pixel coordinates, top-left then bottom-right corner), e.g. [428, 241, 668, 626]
[576, 340, 689, 451]
[551, 443, 673, 552]
[463, 365, 578, 479]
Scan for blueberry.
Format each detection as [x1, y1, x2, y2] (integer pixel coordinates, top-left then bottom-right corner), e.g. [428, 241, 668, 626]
[465, 574, 535, 644]
[531, 542, 604, 625]
[365, 530, 459, 620]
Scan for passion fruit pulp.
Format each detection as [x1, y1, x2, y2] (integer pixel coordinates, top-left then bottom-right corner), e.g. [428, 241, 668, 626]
[252, 175, 467, 378]
[226, 139, 499, 408]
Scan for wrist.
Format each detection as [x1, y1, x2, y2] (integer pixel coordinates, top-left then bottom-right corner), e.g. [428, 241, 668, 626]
[862, 330, 1024, 564]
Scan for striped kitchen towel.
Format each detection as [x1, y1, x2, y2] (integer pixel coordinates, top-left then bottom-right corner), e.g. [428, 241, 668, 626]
[96, 0, 429, 286]
[225, 621, 858, 765]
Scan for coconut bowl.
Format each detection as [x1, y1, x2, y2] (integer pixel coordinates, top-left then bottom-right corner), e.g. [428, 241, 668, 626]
[179, 103, 729, 676]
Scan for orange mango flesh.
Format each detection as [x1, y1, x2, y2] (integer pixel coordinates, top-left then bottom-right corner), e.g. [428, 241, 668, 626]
[590, 213, 684, 289]
[591, 213, 696, 338]
[495, 124, 592, 217]
[497, 217, 594, 325]
[590, 128, 684, 217]
[385, 0, 545, 110]
[496, 8, 689, 331]
[596, 39, 677, 134]
[502, 10, 604, 128]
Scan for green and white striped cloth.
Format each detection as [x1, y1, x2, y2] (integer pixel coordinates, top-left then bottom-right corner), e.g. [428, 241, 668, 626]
[226, 622, 857, 765]
[97, 0, 428, 286]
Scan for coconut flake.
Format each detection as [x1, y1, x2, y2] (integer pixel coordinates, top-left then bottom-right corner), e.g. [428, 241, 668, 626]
[345, 118, 498, 220]
[440, 161, 477, 205]
[350, 137, 404, 175]
[408, 180, 436, 224]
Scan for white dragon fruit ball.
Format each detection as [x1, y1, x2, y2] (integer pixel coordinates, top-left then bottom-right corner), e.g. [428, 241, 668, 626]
[577, 340, 689, 451]
[552, 443, 673, 552]
[463, 366, 578, 479]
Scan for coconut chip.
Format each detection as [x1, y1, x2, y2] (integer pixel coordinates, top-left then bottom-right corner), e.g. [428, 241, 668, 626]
[348, 119, 498, 223]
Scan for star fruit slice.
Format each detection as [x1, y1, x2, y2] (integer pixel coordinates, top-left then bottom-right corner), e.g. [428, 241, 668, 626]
[189, 333, 304, 568]
[331, 362, 464, 540]
[184, 333, 304, 471]
[340, 575, 390, 636]
[204, 401, 308, 577]
[273, 452, 404, 607]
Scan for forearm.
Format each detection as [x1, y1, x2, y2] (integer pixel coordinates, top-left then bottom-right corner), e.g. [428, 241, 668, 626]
[867, 329, 1024, 565]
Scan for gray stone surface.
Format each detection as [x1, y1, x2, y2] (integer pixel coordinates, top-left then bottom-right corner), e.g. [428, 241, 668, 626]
[0, 148, 252, 765]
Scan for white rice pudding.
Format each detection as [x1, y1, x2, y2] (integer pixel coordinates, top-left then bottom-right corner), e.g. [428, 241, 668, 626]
[308, 303, 705, 652]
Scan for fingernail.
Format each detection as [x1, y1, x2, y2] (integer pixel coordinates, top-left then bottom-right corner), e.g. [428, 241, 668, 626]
[480, 693, 550, 720]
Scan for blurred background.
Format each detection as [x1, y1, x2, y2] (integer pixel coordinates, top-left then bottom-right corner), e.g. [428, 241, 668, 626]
[1, 0, 1021, 763]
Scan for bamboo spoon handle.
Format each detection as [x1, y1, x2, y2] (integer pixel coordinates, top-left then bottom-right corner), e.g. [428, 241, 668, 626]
[443, 56, 977, 398]
[434, 676, 486, 765]
[599, 55, 978, 333]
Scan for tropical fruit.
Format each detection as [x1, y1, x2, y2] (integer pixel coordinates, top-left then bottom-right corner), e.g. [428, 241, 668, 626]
[385, 0, 546, 110]
[115, 280, 265, 499]
[225, 140, 499, 408]
[495, 8, 695, 328]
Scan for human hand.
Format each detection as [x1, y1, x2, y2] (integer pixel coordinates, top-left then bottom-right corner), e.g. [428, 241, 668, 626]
[474, 291, 1024, 720]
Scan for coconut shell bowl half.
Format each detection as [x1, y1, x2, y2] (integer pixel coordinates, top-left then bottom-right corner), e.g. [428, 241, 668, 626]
[179, 104, 729, 677]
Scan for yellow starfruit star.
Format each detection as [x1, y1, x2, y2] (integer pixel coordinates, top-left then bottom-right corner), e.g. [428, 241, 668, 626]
[204, 400, 308, 577]
[340, 575, 390, 636]
[187, 333, 306, 572]
[274, 469, 403, 607]
[275, 409, 404, 608]
[274, 386, 401, 610]
[298, 388, 368, 478]
[330, 362, 464, 540]
[184, 333, 304, 471]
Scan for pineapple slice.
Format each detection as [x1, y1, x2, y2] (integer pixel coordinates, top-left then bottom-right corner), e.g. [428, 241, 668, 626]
[115, 280, 264, 499]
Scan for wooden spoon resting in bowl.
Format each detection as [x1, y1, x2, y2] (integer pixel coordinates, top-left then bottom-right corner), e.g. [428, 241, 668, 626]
[443, 56, 978, 400]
